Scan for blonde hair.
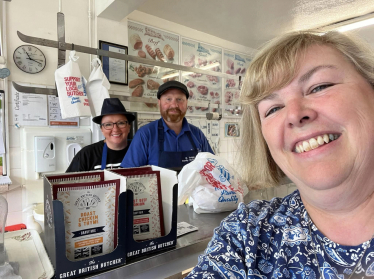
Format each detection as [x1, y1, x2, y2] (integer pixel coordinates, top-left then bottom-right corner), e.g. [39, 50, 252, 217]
[239, 30, 374, 188]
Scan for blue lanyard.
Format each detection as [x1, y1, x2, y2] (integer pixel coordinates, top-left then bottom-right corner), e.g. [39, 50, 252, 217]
[101, 142, 108, 170]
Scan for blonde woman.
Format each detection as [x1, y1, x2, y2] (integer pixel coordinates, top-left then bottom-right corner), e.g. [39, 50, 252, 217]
[186, 30, 374, 278]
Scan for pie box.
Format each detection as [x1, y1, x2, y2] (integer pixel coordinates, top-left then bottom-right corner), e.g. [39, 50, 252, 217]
[43, 170, 127, 279]
[108, 165, 178, 259]
[43, 166, 178, 278]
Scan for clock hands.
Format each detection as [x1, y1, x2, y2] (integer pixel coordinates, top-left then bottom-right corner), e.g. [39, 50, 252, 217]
[25, 51, 42, 66]
[26, 57, 42, 66]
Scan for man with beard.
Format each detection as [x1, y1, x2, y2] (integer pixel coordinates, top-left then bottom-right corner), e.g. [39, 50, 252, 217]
[121, 80, 213, 170]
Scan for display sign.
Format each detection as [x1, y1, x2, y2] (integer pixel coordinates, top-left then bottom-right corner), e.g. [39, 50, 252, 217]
[181, 38, 222, 115]
[128, 21, 180, 112]
[223, 50, 251, 106]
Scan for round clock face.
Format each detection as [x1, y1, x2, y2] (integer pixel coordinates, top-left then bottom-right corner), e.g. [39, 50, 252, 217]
[13, 45, 46, 74]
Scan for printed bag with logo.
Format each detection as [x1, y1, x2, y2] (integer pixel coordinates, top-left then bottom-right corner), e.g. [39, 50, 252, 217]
[55, 51, 91, 118]
[178, 152, 248, 214]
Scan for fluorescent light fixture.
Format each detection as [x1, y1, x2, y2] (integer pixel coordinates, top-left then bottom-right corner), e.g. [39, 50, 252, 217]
[336, 17, 374, 32]
[321, 12, 374, 33]
[161, 62, 221, 79]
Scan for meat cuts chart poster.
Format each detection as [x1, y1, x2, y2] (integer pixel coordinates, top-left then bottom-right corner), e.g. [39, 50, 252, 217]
[181, 38, 222, 115]
[223, 50, 251, 107]
[128, 20, 180, 112]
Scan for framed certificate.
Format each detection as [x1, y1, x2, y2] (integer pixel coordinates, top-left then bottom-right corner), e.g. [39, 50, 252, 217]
[99, 40, 128, 85]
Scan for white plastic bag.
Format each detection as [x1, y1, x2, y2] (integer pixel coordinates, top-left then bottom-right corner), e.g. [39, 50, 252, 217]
[55, 51, 91, 119]
[86, 58, 110, 117]
[178, 152, 248, 214]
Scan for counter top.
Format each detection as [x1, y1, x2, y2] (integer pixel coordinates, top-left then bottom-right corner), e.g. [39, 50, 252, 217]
[83, 204, 231, 278]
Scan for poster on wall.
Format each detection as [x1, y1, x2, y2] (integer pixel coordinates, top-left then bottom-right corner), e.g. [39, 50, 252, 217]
[138, 117, 157, 129]
[223, 50, 251, 107]
[128, 21, 180, 112]
[187, 118, 220, 153]
[181, 38, 222, 115]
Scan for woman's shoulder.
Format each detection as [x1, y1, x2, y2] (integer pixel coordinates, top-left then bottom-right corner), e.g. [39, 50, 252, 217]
[228, 190, 302, 227]
[75, 141, 104, 158]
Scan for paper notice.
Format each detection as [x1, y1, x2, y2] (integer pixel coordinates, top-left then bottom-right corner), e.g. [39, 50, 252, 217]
[12, 86, 48, 126]
[48, 95, 79, 127]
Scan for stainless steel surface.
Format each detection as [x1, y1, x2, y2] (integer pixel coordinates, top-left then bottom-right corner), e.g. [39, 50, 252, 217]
[11, 81, 209, 107]
[12, 81, 57, 95]
[17, 31, 241, 81]
[0, 195, 7, 266]
[57, 12, 66, 69]
[83, 205, 231, 278]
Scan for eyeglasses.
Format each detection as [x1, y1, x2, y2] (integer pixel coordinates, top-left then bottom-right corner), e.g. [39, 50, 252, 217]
[101, 121, 129, 130]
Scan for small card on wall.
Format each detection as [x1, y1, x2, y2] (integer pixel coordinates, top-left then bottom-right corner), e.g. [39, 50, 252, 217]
[224, 123, 240, 137]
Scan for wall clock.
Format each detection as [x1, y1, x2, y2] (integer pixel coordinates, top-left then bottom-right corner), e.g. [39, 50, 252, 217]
[13, 45, 46, 74]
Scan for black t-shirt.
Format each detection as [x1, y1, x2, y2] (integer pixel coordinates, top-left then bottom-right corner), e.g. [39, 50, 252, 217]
[66, 140, 129, 172]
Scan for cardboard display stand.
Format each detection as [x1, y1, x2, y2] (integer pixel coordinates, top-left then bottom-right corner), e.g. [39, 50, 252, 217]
[125, 184, 178, 259]
[43, 170, 127, 279]
[43, 166, 178, 279]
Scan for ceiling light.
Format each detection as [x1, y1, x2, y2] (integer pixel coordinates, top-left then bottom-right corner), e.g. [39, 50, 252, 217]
[323, 12, 374, 33]
[336, 17, 374, 32]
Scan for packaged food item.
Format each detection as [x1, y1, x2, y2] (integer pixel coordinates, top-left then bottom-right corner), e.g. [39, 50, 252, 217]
[111, 169, 164, 241]
[53, 179, 120, 261]
[128, 173, 164, 240]
[49, 172, 104, 184]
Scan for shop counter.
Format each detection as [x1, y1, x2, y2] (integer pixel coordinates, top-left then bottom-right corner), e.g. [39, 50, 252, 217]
[82, 204, 231, 279]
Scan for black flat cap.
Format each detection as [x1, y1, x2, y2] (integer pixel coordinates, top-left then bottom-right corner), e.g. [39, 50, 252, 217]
[92, 98, 136, 124]
[157, 80, 189, 99]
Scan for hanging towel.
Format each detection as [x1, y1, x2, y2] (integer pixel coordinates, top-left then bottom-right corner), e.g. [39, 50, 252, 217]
[86, 58, 110, 117]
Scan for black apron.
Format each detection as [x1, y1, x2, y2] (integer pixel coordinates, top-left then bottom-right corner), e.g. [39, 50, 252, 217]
[158, 119, 198, 170]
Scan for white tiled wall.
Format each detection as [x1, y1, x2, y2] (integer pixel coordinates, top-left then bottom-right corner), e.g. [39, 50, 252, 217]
[0, 188, 23, 226]
[3, 115, 24, 226]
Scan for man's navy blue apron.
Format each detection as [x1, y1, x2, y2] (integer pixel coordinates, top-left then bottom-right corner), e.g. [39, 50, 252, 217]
[101, 142, 109, 170]
[158, 119, 198, 170]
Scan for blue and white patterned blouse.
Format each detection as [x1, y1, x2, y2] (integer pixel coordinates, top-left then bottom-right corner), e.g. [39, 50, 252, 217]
[186, 190, 374, 279]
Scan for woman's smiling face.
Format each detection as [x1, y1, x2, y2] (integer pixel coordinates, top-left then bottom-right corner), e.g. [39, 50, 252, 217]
[257, 44, 374, 191]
